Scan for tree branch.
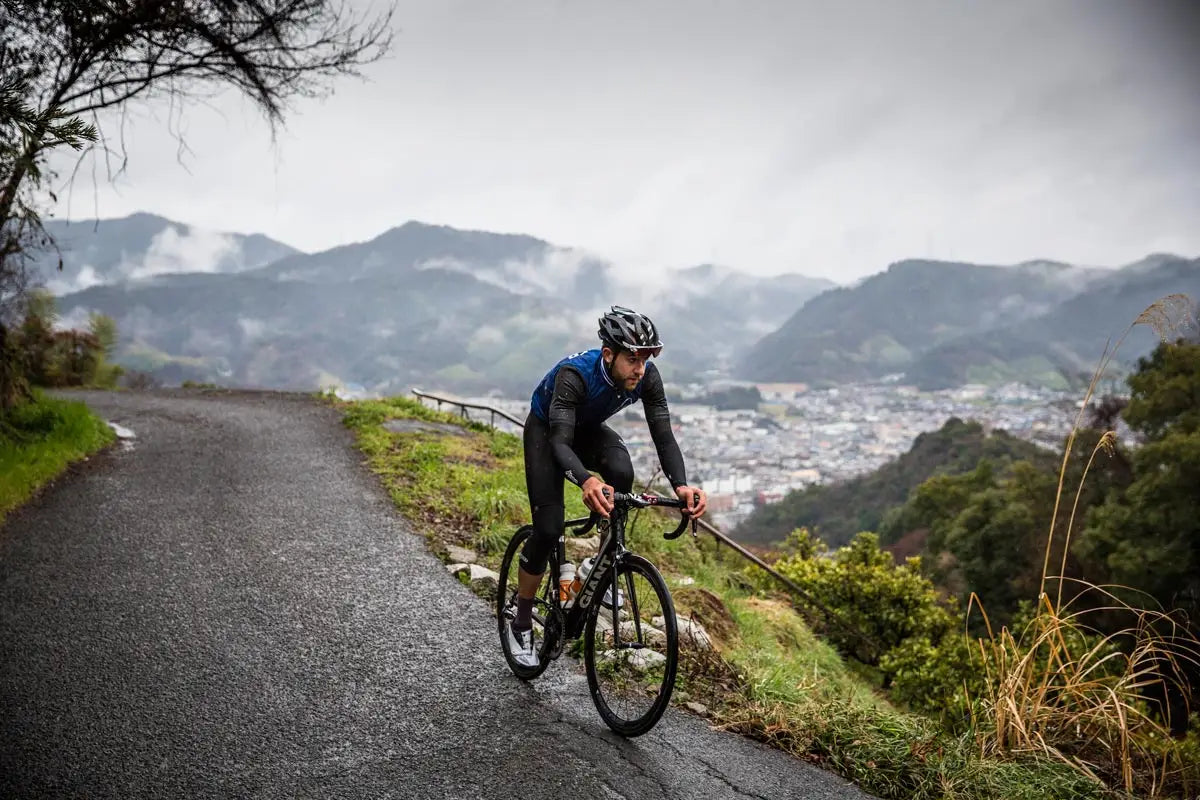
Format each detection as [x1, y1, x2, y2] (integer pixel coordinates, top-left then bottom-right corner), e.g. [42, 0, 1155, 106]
[1, 0, 394, 323]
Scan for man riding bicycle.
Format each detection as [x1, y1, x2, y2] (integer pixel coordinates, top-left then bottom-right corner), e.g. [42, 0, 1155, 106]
[507, 305, 708, 667]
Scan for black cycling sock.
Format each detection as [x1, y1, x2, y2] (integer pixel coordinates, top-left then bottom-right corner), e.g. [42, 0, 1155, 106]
[514, 596, 535, 631]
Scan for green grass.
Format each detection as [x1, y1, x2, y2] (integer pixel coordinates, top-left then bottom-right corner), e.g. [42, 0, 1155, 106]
[335, 394, 1116, 800]
[1, 391, 116, 523]
[721, 696, 1106, 800]
[339, 396, 589, 556]
[725, 595, 881, 707]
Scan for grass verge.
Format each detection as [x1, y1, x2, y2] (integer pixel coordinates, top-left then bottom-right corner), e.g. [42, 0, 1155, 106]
[334, 393, 1112, 800]
[1, 390, 116, 524]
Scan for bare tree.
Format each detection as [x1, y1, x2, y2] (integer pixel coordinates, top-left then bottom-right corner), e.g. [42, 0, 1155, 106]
[0, 0, 394, 407]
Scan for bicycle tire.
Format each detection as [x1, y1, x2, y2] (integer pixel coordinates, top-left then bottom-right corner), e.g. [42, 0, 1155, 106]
[583, 554, 678, 736]
[497, 525, 556, 680]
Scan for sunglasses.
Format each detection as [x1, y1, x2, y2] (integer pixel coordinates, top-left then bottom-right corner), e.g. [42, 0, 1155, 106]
[622, 344, 663, 359]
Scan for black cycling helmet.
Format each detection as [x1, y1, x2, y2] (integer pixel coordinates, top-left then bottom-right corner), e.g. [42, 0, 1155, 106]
[598, 305, 663, 356]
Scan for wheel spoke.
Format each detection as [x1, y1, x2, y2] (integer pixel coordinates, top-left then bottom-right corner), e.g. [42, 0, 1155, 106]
[584, 555, 678, 737]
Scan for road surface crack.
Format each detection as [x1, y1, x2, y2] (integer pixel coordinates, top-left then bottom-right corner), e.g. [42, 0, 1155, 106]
[533, 712, 671, 799]
[659, 734, 771, 800]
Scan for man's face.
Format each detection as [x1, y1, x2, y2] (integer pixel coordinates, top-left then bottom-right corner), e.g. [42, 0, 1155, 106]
[604, 347, 652, 390]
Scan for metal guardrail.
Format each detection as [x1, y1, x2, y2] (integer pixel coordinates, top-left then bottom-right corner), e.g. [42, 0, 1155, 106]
[412, 388, 525, 429]
[670, 509, 878, 658]
[409, 387, 879, 658]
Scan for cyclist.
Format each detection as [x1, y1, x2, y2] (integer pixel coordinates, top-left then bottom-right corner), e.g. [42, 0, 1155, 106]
[507, 305, 708, 667]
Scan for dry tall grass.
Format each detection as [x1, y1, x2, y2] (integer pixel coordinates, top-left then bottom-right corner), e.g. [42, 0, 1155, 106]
[968, 294, 1200, 796]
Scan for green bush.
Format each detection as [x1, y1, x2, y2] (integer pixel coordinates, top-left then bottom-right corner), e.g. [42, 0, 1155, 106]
[771, 528, 999, 728]
[774, 529, 959, 662]
[879, 633, 986, 730]
[5, 292, 123, 395]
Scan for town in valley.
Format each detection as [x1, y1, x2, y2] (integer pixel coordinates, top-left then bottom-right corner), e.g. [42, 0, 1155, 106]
[434, 379, 1083, 531]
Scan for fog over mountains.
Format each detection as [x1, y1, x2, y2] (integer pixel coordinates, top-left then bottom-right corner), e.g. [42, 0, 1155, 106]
[29, 213, 1198, 396]
[739, 255, 1200, 389]
[38, 213, 299, 294]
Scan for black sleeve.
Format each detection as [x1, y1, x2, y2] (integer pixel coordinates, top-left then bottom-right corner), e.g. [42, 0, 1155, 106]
[640, 363, 688, 489]
[547, 367, 593, 486]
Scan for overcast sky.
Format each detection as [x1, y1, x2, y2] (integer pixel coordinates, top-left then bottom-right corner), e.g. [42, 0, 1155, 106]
[47, 0, 1200, 283]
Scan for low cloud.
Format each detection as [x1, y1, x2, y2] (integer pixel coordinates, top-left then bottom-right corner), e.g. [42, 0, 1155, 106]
[416, 245, 605, 299]
[182, 326, 233, 356]
[49, 1, 1198, 283]
[45, 265, 103, 295]
[123, 226, 240, 279]
[238, 317, 267, 341]
[54, 305, 94, 332]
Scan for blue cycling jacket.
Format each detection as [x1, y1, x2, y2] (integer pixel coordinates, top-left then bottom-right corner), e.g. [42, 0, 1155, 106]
[529, 349, 645, 426]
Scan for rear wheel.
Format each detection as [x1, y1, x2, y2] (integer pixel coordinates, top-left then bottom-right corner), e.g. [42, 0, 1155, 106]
[497, 525, 559, 680]
[583, 554, 678, 736]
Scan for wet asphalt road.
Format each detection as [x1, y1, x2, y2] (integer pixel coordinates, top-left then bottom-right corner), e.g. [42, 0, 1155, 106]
[0, 389, 875, 799]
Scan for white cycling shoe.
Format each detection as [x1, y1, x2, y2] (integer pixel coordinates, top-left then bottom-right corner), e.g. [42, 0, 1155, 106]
[507, 621, 540, 668]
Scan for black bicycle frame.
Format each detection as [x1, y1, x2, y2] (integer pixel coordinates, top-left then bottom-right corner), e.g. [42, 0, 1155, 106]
[560, 506, 628, 640]
[539, 493, 689, 649]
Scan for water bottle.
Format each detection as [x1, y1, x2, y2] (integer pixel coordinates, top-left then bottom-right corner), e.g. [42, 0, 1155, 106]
[561, 557, 595, 608]
[559, 561, 577, 603]
[580, 555, 621, 609]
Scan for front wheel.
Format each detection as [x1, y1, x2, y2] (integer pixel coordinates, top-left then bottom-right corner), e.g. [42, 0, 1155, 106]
[583, 554, 678, 736]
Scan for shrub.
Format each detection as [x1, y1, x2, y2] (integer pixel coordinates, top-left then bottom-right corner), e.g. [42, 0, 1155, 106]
[774, 529, 959, 663]
[880, 633, 987, 730]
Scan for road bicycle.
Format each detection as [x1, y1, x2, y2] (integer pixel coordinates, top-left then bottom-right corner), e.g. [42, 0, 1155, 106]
[497, 492, 696, 736]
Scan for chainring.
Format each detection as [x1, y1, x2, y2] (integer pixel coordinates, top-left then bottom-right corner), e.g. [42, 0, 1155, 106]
[542, 603, 566, 661]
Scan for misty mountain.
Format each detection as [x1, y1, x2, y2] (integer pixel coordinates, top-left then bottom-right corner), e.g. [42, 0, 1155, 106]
[49, 216, 831, 396]
[58, 266, 542, 391]
[737, 258, 1136, 387]
[649, 264, 834, 372]
[51, 212, 1187, 398]
[30, 212, 299, 294]
[904, 255, 1200, 389]
[252, 220, 617, 309]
